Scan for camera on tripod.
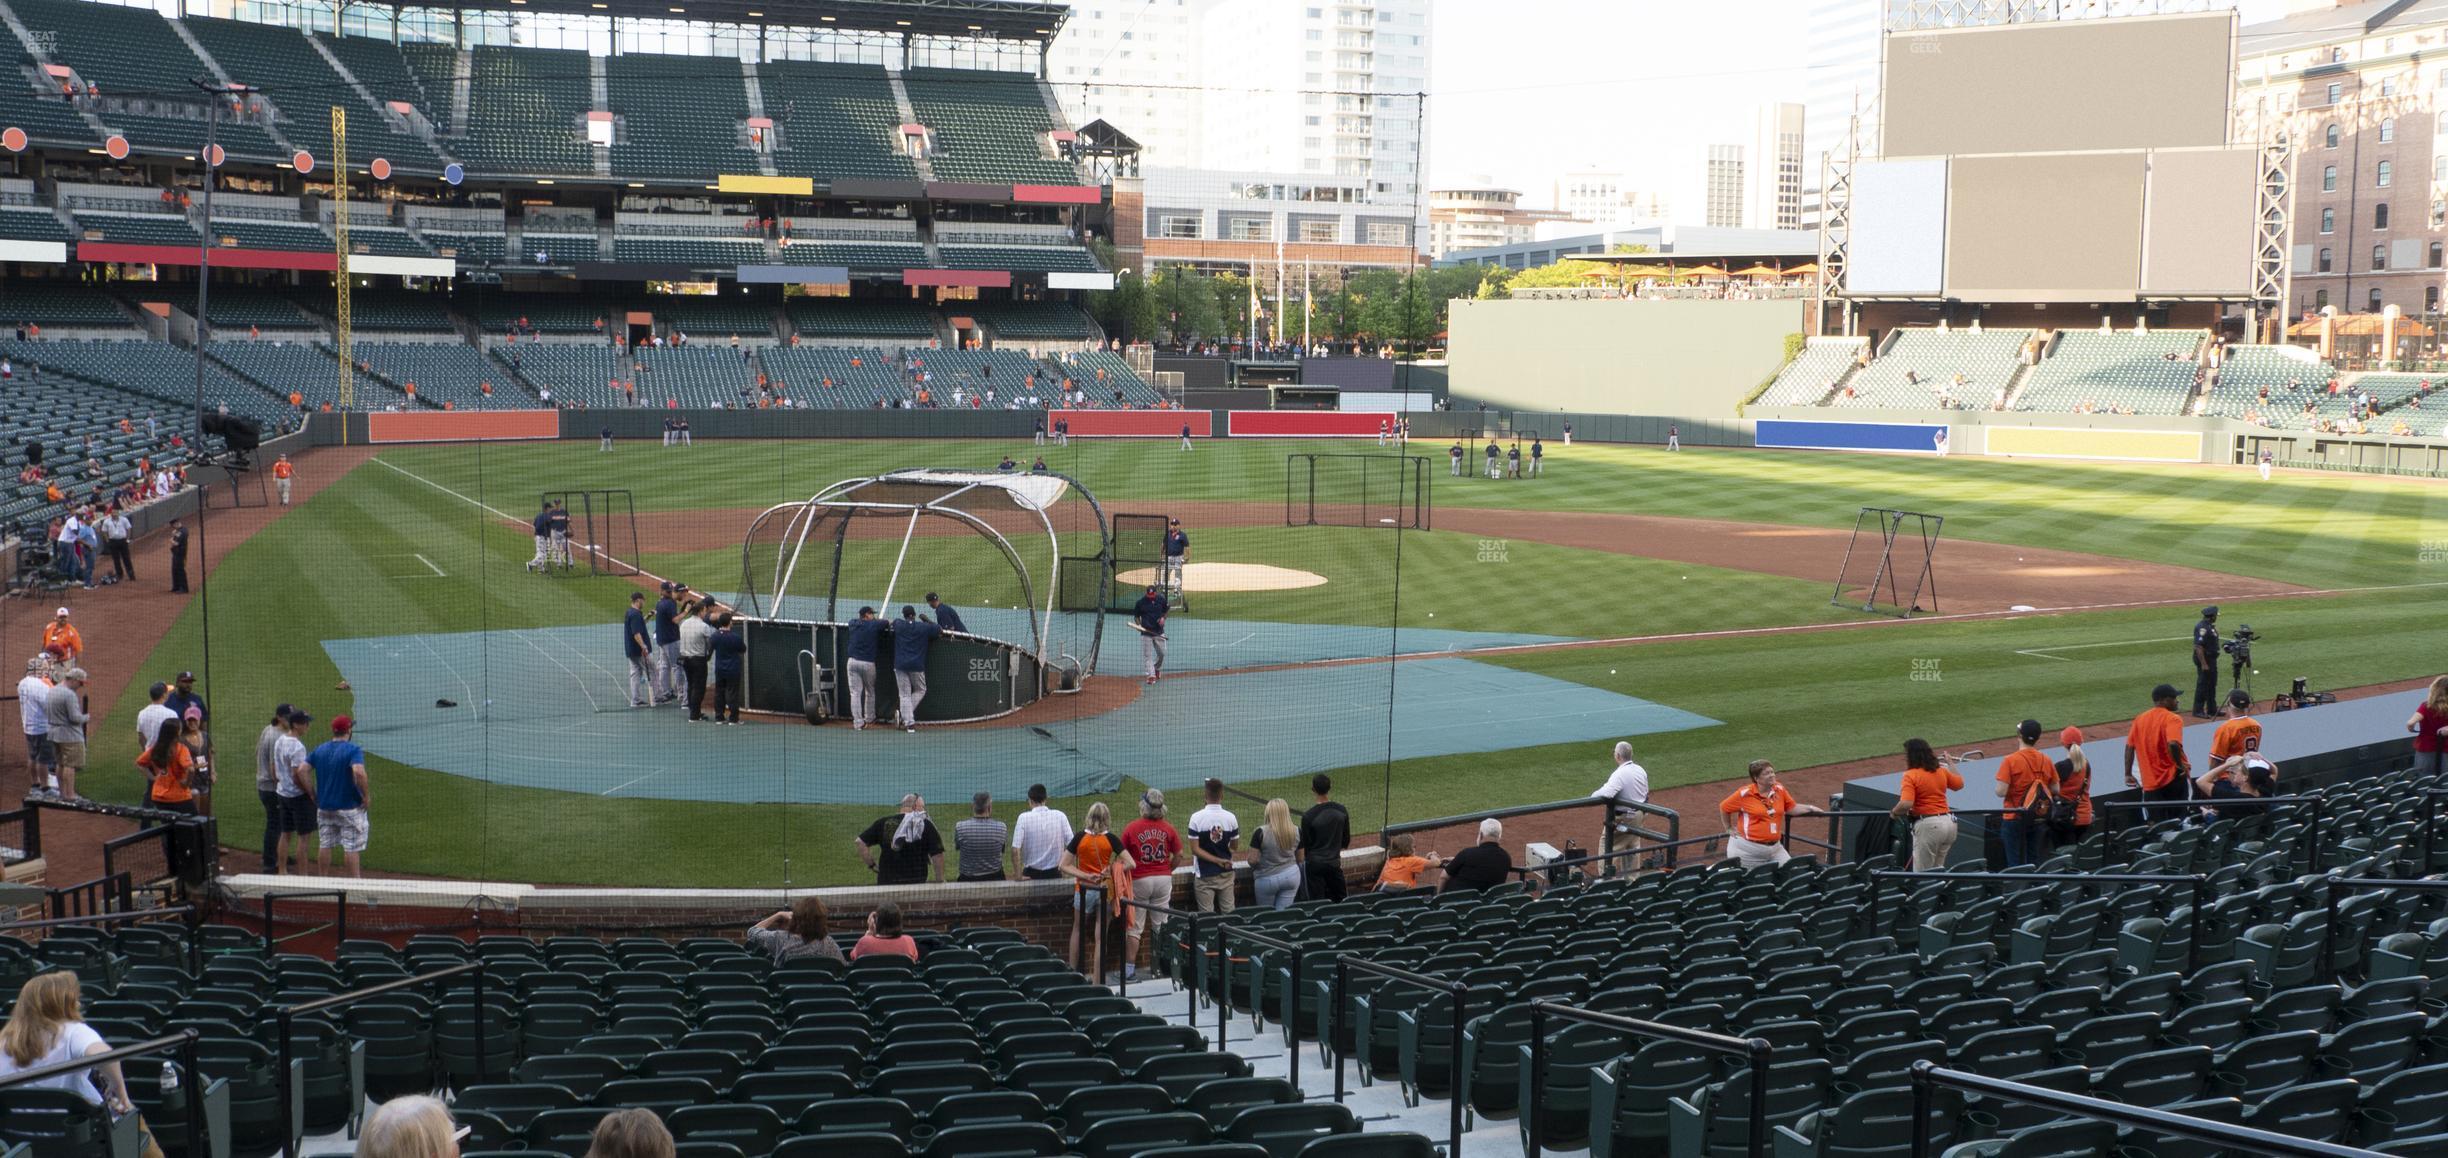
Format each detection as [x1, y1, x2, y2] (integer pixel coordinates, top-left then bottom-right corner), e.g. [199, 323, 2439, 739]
[2222, 625, 2259, 662]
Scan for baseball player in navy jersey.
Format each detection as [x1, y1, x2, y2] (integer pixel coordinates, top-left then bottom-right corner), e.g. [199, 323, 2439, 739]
[844, 607, 885, 730]
[1132, 586, 1169, 685]
[1161, 519, 1189, 598]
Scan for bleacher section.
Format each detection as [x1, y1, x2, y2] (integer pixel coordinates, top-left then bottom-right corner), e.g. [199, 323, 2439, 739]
[642, 297, 774, 338]
[777, 240, 926, 272]
[509, 344, 755, 407]
[397, 41, 460, 120]
[0, 204, 72, 244]
[297, 288, 454, 334]
[202, 292, 314, 330]
[0, 341, 194, 526]
[756, 61, 919, 183]
[72, 210, 201, 248]
[0, 62, 97, 150]
[1837, 328, 2032, 410]
[2202, 345, 2334, 420]
[476, 298, 611, 335]
[1, 284, 131, 330]
[6, 338, 288, 428]
[521, 233, 603, 267]
[205, 219, 331, 253]
[900, 68, 1076, 184]
[610, 236, 767, 268]
[757, 345, 903, 406]
[1055, 349, 1163, 406]
[182, 15, 443, 175]
[343, 226, 437, 258]
[419, 229, 508, 265]
[967, 301, 1094, 341]
[457, 44, 593, 176]
[1758, 337, 1866, 406]
[605, 53, 758, 181]
[206, 340, 372, 410]
[937, 244, 1101, 273]
[2013, 330, 2206, 416]
[316, 32, 444, 126]
[357, 342, 530, 409]
[784, 299, 937, 341]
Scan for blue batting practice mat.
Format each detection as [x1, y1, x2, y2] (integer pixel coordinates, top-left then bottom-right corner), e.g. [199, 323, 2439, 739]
[325, 620, 1719, 805]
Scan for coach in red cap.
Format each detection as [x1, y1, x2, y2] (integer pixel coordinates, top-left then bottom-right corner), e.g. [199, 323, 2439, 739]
[308, 715, 369, 877]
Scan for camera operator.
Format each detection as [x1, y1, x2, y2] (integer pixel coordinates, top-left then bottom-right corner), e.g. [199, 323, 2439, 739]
[2190, 606, 2221, 718]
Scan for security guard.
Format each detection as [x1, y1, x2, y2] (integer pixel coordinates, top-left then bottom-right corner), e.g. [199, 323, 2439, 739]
[2191, 606, 2221, 718]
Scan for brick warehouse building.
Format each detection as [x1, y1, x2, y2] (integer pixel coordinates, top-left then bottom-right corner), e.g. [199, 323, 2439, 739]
[2241, 0, 2448, 347]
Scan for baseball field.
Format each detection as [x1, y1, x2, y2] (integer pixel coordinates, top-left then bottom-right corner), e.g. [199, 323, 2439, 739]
[77, 434, 2448, 887]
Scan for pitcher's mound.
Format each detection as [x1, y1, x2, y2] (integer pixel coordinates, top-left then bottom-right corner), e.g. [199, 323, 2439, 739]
[1114, 562, 1328, 592]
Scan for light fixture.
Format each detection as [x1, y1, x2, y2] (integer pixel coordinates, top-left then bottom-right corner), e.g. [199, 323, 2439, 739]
[819, 14, 834, 19]
[747, 10, 762, 15]
[628, 182, 644, 187]
[967, 24, 981, 30]
[895, 18, 910, 25]
[538, 178, 556, 184]
[669, 6, 684, 11]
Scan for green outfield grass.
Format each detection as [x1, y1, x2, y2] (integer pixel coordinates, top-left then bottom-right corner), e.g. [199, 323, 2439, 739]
[79, 437, 2448, 887]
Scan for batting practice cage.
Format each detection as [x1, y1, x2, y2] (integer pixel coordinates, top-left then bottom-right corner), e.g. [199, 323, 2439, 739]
[47, 415, 1717, 899]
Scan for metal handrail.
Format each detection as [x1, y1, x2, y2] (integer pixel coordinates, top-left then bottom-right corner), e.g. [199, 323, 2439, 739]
[1328, 956, 1467, 1158]
[0, 905, 200, 974]
[1213, 923, 1304, 1089]
[1381, 796, 1681, 879]
[2416, 788, 2448, 871]
[0, 1029, 202, 1158]
[257, 889, 349, 954]
[1870, 870, 2211, 971]
[2097, 793, 2327, 864]
[1526, 1002, 1773, 1158]
[1908, 1061, 2383, 1157]
[1109, 894, 1209, 1022]
[2318, 876, 2448, 979]
[274, 960, 486, 1158]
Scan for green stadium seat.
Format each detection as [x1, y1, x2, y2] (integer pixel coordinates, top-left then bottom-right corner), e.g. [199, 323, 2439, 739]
[1222, 1104, 1358, 1158]
[923, 1123, 1066, 1158]
[1077, 1111, 1212, 1158]
[1771, 1086, 1964, 1158]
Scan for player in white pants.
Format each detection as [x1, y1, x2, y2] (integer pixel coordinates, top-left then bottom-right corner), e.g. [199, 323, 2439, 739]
[844, 608, 885, 729]
[2257, 448, 2273, 481]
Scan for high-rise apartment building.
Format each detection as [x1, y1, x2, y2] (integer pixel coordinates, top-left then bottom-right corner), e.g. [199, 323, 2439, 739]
[1748, 102, 1807, 231]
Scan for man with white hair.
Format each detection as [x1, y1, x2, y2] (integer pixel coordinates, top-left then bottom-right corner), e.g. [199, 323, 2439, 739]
[17, 658, 53, 798]
[1439, 818, 1512, 893]
[1590, 741, 1650, 833]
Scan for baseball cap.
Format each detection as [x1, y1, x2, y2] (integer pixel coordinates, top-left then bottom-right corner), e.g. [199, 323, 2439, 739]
[53, 607, 68, 617]
[2202, 605, 2220, 618]
[2018, 719, 2042, 743]
[331, 715, 354, 733]
[290, 710, 312, 726]
[925, 592, 939, 602]
[274, 702, 295, 722]
[2229, 689, 2251, 708]
[2060, 726, 2084, 749]
[2152, 682, 2181, 701]
[60, 668, 85, 681]
[182, 706, 201, 721]
[659, 581, 673, 592]
[176, 671, 194, 682]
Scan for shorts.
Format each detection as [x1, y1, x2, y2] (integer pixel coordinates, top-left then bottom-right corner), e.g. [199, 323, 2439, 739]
[317, 808, 369, 853]
[1129, 874, 1174, 934]
[277, 792, 317, 834]
[1072, 888, 1107, 916]
[22, 732, 50, 768]
[52, 740, 86, 774]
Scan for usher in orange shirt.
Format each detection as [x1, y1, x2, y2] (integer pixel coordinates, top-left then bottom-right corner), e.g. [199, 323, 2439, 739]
[1897, 767, 1962, 818]
[2127, 706, 2187, 790]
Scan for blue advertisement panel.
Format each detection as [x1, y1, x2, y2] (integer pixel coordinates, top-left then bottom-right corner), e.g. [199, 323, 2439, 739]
[1755, 419, 1948, 454]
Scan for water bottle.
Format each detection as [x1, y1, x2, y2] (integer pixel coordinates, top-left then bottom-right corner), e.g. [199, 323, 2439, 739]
[158, 1059, 179, 1095]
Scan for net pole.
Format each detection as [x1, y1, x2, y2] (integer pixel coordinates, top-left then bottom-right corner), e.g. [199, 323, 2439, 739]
[332, 105, 353, 412]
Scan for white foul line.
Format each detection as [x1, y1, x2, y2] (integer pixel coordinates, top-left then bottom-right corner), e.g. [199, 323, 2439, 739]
[369, 456, 670, 588]
[413, 553, 445, 577]
[2014, 636, 2188, 662]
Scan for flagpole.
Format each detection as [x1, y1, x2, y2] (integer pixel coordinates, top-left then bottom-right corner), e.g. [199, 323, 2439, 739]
[1302, 257, 1312, 351]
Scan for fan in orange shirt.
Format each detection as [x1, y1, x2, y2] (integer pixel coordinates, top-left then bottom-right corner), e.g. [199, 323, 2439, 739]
[1992, 720, 2059, 868]
[271, 454, 295, 506]
[2209, 689, 2263, 766]
[2123, 683, 2193, 821]
[40, 608, 81, 661]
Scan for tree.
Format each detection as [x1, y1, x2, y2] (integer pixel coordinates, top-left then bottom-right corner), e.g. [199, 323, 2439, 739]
[1503, 258, 1610, 291]
[1149, 267, 1222, 343]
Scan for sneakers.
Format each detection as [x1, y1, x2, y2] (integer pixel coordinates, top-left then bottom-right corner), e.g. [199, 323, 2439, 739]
[904, 724, 917, 734]
[1123, 964, 1137, 981]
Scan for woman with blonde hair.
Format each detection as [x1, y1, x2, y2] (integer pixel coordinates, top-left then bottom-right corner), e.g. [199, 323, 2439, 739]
[356, 1095, 459, 1158]
[1249, 798, 1303, 909]
[2408, 676, 2448, 777]
[1060, 800, 1132, 981]
[0, 971, 132, 1114]
[746, 895, 843, 963]
[582, 1108, 673, 1158]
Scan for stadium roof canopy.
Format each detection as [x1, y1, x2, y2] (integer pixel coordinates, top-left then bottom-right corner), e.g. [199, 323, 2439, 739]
[379, 0, 1070, 40]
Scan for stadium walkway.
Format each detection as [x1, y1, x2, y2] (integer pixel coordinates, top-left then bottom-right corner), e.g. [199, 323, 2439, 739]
[14, 445, 379, 885]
